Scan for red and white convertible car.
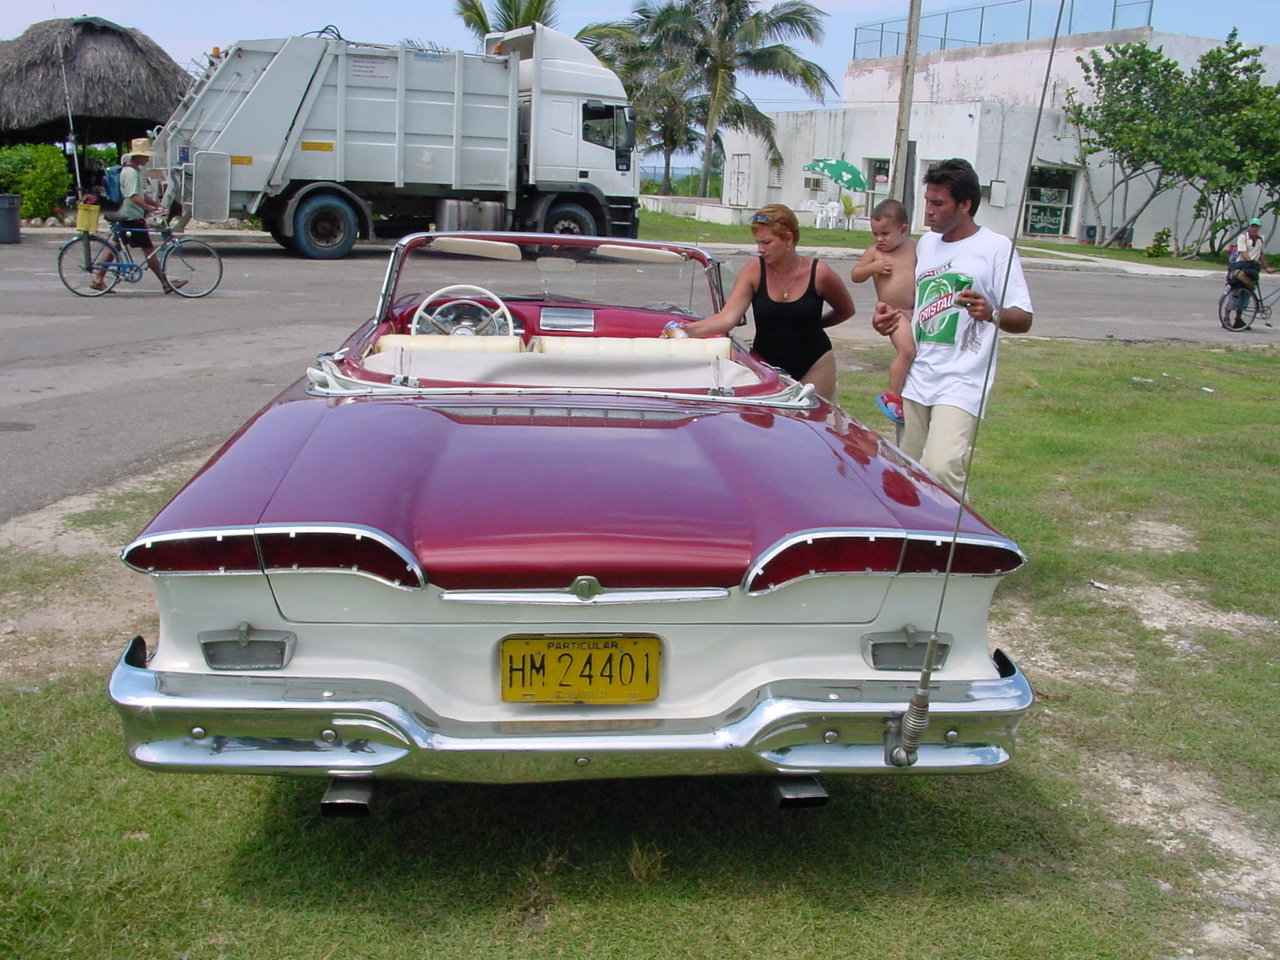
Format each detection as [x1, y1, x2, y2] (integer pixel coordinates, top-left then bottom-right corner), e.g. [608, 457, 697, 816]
[109, 233, 1032, 811]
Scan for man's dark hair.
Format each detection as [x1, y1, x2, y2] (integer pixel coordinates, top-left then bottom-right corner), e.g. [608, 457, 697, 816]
[923, 158, 981, 217]
[870, 198, 908, 225]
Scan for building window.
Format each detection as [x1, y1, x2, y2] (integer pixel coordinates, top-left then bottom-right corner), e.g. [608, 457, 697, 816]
[1023, 166, 1076, 237]
[865, 158, 891, 209]
[768, 164, 783, 188]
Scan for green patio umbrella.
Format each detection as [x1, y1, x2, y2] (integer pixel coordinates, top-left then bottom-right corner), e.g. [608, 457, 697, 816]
[803, 158, 867, 191]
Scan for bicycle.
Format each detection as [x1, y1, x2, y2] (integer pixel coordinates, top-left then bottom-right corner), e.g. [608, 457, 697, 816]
[1218, 273, 1276, 331]
[58, 215, 223, 298]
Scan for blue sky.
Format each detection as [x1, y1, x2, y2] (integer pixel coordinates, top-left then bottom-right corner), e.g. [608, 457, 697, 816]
[4, 0, 1277, 109]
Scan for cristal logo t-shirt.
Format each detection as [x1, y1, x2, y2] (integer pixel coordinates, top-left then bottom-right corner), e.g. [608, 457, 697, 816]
[914, 264, 972, 344]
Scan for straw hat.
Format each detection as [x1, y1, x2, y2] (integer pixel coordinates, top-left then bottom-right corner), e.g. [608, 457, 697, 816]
[123, 136, 156, 159]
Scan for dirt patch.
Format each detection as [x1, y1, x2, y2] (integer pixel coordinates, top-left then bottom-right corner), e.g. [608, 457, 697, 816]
[0, 465, 203, 682]
[1086, 756, 1280, 958]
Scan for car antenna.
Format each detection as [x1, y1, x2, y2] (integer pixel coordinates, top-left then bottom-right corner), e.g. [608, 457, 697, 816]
[886, 0, 1069, 767]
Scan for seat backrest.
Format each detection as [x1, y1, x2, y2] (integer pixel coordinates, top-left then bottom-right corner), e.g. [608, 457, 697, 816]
[529, 335, 733, 360]
[372, 334, 524, 354]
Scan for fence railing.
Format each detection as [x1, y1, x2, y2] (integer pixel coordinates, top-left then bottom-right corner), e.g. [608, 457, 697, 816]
[852, 0, 1152, 60]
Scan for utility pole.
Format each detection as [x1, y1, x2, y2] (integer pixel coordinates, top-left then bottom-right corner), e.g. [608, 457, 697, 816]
[890, 0, 923, 219]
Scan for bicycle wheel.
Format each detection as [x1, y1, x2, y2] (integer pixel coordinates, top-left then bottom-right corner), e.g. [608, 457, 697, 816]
[161, 239, 223, 298]
[1218, 288, 1256, 331]
[57, 234, 120, 296]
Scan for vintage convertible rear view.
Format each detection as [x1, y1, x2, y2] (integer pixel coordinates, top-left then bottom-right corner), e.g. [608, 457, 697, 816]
[109, 232, 1032, 811]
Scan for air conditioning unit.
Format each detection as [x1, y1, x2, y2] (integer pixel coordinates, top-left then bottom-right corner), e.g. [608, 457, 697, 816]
[1082, 224, 1098, 244]
[803, 176, 824, 191]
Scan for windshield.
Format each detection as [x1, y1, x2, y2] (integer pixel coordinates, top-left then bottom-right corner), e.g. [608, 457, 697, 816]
[386, 235, 721, 320]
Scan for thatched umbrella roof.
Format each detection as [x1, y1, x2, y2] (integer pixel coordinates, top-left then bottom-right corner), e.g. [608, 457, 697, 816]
[0, 16, 191, 145]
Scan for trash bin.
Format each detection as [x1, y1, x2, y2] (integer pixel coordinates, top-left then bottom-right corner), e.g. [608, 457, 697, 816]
[0, 194, 20, 243]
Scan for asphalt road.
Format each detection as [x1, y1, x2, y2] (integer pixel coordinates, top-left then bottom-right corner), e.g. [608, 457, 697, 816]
[0, 230, 1265, 524]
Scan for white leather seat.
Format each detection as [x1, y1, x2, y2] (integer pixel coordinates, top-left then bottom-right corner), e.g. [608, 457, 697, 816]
[530, 336, 733, 359]
[372, 334, 524, 354]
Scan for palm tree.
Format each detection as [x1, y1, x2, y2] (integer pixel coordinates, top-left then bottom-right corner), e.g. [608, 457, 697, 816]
[454, 0, 563, 40]
[629, 67, 704, 194]
[632, 0, 833, 197]
[455, 0, 633, 50]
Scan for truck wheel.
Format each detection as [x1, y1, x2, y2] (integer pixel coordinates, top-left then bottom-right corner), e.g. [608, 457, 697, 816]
[544, 202, 597, 236]
[293, 194, 358, 259]
[261, 214, 296, 252]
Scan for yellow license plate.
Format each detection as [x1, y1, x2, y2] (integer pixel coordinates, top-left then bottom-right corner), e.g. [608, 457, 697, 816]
[500, 635, 661, 704]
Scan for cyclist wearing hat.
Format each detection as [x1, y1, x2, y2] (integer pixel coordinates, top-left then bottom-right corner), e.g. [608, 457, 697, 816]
[1229, 218, 1272, 289]
[91, 138, 184, 294]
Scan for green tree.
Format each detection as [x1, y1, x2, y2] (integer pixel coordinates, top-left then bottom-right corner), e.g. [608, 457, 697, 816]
[0, 144, 73, 220]
[1065, 33, 1280, 255]
[454, 0, 631, 48]
[629, 67, 704, 194]
[1178, 32, 1280, 253]
[1064, 42, 1190, 247]
[625, 0, 832, 197]
[454, 0, 562, 38]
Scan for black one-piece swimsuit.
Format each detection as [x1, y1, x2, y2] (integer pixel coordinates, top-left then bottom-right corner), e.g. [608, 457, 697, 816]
[750, 257, 830, 380]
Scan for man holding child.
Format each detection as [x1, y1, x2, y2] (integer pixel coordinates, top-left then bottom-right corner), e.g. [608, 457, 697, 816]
[872, 158, 1034, 499]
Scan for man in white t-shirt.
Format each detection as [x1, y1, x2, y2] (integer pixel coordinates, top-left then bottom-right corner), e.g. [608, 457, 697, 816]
[1231, 218, 1271, 283]
[872, 158, 1033, 498]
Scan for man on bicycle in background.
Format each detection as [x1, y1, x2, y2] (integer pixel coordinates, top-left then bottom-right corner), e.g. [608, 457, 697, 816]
[1229, 217, 1272, 288]
[91, 138, 184, 294]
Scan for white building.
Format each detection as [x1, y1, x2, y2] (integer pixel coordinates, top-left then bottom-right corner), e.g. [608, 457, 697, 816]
[718, 25, 1280, 249]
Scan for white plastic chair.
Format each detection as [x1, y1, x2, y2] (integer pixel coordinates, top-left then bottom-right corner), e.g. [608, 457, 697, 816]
[824, 201, 844, 231]
[804, 198, 825, 229]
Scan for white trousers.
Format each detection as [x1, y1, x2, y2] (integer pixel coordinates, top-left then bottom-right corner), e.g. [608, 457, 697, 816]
[900, 399, 979, 499]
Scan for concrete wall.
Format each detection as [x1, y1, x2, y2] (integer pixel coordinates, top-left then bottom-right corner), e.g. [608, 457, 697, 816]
[717, 28, 1280, 250]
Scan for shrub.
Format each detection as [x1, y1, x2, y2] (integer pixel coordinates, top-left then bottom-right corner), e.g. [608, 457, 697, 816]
[0, 143, 74, 219]
[1144, 227, 1172, 259]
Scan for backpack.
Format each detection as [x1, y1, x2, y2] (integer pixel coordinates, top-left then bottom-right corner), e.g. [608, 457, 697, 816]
[99, 164, 123, 208]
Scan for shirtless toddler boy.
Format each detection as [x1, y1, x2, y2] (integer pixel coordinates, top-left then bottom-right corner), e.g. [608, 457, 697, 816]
[851, 199, 916, 424]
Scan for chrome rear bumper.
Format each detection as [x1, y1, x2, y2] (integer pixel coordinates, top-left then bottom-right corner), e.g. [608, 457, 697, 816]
[108, 637, 1034, 782]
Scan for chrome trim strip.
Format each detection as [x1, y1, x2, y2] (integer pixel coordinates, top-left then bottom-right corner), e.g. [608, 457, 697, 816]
[743, 527, 1027, 594]
[440, 585, 730, 605]
[539, 306, 596, 331]
[108, 644, 1034, 782]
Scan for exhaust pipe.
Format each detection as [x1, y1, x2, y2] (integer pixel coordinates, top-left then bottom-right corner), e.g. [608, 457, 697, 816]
[320, 778, 376, 818]
[771, 775, 829, 809]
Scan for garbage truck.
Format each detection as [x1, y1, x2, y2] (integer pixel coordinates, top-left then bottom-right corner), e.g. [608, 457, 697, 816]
[152, 23, 639, 258]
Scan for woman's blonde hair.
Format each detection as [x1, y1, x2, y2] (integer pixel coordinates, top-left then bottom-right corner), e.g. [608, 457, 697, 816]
[749, 203, 799, 245]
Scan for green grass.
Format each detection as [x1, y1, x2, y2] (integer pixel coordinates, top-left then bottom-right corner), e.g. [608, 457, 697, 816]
[638, 210, 1227, 271]
[1018, 238, 1225, 272]
[639, 210, 871, 249]
[3, 341, 1279, 958]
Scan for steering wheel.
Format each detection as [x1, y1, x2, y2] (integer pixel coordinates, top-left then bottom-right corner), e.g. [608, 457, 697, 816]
[410, 284, 515, 336]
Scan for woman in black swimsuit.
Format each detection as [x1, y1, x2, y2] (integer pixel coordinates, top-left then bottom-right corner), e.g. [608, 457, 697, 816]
[665, 204, 854, 398]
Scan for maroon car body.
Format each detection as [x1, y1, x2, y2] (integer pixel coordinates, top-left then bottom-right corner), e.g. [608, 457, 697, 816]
[109, 233, 1032, 798]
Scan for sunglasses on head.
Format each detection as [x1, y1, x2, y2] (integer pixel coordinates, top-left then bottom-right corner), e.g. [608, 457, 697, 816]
[750, 213, 772, 224]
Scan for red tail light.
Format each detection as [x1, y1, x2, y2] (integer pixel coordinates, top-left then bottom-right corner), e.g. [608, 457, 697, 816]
[745, 531, 1024, 593]
[900, 537, 1024, 575]
[258, 529, 422, 587]
[746, 533, 902, 592]
[121, 526, 424, 588]
[121, 531, 258, 573]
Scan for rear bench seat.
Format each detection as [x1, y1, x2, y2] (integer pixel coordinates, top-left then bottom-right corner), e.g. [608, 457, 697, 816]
[372, 334, 524, 354]
[360, 332, 758, 391]
[530, 335, 733, 359]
